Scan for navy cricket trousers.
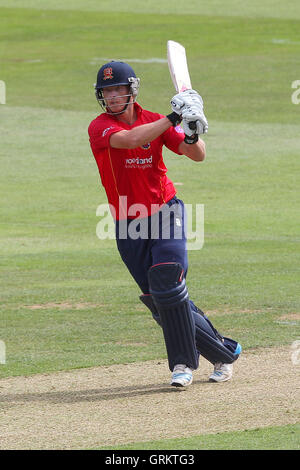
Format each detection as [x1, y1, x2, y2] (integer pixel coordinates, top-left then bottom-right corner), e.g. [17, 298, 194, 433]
[115, 196, 240, 363]
[115, 197, 187, 294]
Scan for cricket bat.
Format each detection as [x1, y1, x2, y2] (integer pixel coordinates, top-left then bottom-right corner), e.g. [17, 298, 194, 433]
[167, 40, 192, 93]
[167, 40, 197, 134]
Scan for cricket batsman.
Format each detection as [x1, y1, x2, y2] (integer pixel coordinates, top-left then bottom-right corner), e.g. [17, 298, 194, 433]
[88, 61, 242, 387]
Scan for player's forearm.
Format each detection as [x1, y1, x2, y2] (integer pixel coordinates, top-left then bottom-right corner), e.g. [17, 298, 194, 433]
[109, 117, 172, 149]
[179, 138, 206, 162]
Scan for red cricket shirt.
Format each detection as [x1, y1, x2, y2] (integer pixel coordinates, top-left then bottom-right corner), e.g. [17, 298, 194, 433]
[88, 102, 185, 220]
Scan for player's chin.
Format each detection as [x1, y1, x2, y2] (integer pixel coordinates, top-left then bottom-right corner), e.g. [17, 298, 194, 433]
[107, 104, 125, 114]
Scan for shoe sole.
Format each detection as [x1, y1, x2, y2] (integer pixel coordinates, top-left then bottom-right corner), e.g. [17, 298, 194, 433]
[171, 378, 193, 387]
[171, 381, 185, 387]
[209, 376, 232, 383]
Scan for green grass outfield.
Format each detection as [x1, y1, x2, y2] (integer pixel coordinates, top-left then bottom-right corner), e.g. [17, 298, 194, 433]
[0, 0, 299, 449]
[98, 424, 299, 450]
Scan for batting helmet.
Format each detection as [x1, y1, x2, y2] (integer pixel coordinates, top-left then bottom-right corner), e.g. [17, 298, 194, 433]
[94, 61, 140, 113]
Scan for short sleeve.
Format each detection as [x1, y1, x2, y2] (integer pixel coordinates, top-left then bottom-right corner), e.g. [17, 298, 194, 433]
[88, 118, 123, 154]
[162, 124, 185, 155]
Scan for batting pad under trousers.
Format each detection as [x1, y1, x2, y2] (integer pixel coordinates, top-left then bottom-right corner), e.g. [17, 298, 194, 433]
[115, 197, 241, 371]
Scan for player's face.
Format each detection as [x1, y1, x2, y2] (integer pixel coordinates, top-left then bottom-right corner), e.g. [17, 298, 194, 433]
[102, 85, 131, 113]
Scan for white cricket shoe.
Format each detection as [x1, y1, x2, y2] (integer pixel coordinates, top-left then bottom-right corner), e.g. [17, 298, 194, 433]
[171, 364, 193, 387]
[209, 362, 233, 383]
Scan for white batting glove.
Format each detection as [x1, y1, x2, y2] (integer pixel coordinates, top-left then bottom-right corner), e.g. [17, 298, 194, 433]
[182, 107, 208, 136]
[171, 89, 204, 115]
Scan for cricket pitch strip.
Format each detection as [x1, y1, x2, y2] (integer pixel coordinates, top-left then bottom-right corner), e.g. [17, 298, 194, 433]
[0, 346, 299, 449]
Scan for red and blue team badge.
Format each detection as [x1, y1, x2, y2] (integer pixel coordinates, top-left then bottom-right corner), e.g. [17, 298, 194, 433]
[141, 143, 151, 150]
[103, 67, 113, 80]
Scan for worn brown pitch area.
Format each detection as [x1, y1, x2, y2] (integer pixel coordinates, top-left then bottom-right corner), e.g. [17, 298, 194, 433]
[0, 346, 299, 449]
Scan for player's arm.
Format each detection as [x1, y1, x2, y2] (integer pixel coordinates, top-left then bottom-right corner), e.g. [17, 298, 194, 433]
[179, 138, 206, 162]
[109, 117, 173, 149]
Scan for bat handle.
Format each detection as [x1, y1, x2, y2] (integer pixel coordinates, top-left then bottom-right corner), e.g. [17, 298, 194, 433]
[189, 121, 197, 131]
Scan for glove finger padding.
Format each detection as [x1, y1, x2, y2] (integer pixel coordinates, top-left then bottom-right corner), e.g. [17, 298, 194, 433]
[171, 89, 204, 116]
[170, 96, 185, 113]
[181, 104, 204, 120]
[180, 89, 203, 104]
[196, 119, 208, 134]
[182, 108, 208, 136]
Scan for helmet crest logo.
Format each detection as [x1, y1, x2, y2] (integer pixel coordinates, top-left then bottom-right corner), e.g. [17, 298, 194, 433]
[103, 67, 113, 80]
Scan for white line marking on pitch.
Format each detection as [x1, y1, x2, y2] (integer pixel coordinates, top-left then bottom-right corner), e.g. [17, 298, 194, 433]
[24, 59, 43, 63]
[90, 57, 167, 65]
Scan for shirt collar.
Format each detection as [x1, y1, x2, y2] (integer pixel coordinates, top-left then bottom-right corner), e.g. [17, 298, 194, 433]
[133, 101, 143, 116]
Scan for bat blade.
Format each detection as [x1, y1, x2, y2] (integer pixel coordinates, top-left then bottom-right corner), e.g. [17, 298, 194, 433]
[167, 40, 192, 93]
